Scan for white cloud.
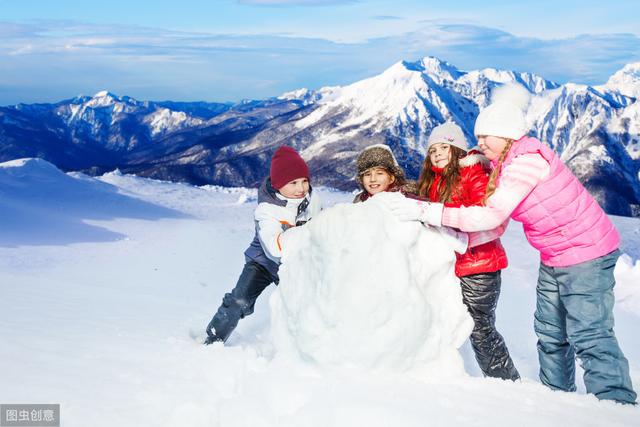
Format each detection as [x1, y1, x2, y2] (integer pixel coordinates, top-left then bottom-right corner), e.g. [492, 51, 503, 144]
[371, 15, 403, 21]
[1, 21, 639, 104]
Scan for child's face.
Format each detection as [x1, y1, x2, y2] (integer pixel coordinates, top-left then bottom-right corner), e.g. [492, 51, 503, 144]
[362, 167, 395, 195]
[477, 135, 509, 161]
[278, 177, 310, 199]
[428, 143, 451, 168]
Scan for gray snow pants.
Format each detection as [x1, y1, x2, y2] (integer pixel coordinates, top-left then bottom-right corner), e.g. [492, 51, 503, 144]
[460, 271, 520, 381]
[206, 261, 274, 343]
[534, 249, 637, 404]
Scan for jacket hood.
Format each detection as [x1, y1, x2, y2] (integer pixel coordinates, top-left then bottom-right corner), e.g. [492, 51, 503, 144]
[459, 150, 490, 169]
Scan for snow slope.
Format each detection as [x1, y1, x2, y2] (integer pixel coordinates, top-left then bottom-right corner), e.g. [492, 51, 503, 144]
[0, 159, 639, 426]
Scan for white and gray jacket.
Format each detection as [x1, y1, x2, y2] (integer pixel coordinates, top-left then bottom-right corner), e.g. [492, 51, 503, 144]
[243, 178, 322, 281]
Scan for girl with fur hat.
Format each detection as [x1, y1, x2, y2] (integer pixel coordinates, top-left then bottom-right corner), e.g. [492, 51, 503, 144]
[352, 144, 410, 203]
[383, 85, 636, 404]
[417, 122, 519, 381]
[354, 144, 469, 255]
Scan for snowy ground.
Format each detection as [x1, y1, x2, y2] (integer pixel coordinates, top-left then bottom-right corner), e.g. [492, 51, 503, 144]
[1, 158, 639, 426]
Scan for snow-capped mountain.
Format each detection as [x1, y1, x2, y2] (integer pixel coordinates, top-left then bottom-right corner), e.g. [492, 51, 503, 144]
[1, 57, 639, 216]
[0, 91, 235, 171]
[276, 58, 559, 183]
[599, 63, 640, 99]
[14, 90, 229, 149]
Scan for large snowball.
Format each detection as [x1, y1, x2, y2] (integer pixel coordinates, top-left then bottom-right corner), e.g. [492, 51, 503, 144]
[269, 195, 473, 378]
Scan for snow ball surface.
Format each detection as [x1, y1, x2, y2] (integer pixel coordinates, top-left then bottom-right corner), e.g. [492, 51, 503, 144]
[269, 194, 473, 378]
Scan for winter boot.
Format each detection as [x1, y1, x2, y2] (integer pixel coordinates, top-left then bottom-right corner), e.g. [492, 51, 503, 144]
[203, 333, 223, 345]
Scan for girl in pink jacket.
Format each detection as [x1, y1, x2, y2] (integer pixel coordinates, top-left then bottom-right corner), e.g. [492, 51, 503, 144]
[383, 85, 636, 405]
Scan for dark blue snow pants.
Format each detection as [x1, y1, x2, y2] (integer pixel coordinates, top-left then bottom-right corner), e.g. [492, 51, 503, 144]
[206, 261, 274, 343]
[534, 249, 637, 404]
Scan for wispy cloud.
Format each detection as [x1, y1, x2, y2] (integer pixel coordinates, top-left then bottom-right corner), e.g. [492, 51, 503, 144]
[371, 15, 403, 21]
[1, 20, 639, 105]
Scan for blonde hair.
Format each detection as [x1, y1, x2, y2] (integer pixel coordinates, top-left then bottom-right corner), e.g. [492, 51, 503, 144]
[483, 138, 515, 204]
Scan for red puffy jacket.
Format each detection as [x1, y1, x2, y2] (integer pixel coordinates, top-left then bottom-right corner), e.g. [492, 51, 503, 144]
[427, 151, 508, 277]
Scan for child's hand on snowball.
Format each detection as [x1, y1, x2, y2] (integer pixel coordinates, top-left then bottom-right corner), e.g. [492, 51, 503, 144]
[374, 192, 444, 226]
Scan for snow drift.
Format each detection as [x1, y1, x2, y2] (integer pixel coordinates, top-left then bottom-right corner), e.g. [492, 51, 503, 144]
[270, 195, 474, 377]
[0, 158, 185, 246]
[1, 160, 639, 426]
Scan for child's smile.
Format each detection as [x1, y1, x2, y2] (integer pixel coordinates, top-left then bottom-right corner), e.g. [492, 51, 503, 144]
[362, 167, 395, 195]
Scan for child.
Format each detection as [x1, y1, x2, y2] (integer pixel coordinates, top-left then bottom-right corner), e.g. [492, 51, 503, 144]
[383, 86, 637, 404]
[417, 122, 519, 381]
[355, 143, 470, 254]
[204, 145, 322, 344]
[353, 144, 410, 203]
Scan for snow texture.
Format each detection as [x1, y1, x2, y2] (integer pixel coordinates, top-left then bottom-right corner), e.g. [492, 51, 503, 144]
[1, 159, 639, 427]
[270, 197, 473, 376]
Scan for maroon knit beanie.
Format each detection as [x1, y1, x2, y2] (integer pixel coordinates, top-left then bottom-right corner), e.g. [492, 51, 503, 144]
[270, 146, 310, 189]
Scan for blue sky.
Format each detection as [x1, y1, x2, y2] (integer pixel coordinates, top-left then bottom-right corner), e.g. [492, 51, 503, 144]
[1, 0, 639, 104]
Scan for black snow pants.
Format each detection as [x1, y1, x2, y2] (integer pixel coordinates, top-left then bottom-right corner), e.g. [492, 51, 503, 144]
[460, 271, 520, 381]
[205, 261, 274, 343]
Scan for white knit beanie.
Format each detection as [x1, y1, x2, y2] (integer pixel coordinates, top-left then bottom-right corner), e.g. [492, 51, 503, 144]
[474, 83, 530, 140]
[427, 122, 468, 152]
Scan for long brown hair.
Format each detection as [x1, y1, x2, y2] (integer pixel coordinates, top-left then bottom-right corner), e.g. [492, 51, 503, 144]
[483, 139, 515, 203]
[417, 146, 466, 203]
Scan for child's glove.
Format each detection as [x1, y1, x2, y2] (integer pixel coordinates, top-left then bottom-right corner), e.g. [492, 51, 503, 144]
[376, 192, 444, 226]
[437, 226, 469, 254]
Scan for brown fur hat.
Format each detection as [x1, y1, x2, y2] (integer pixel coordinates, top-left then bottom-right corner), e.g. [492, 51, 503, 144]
[356, 144, 406, 186]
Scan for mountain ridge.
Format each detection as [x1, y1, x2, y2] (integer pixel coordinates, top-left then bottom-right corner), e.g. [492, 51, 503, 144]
[1, 56, 638, 216]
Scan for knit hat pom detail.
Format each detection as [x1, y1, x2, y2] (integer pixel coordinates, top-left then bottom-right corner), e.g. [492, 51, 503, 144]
[474, 83, 531, 141]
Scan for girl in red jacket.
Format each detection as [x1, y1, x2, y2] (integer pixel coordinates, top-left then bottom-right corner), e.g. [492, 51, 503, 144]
[417, 122, 519, 381]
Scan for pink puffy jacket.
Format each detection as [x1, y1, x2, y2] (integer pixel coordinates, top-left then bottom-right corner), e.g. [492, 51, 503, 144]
[502, 137, 619, 267]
